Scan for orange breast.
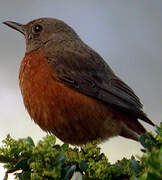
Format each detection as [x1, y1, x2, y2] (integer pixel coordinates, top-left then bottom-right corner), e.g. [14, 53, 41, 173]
[19, 49, 124, 144]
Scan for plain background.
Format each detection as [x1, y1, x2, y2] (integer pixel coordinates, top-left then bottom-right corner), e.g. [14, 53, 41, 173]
[0, 0, 162, 179]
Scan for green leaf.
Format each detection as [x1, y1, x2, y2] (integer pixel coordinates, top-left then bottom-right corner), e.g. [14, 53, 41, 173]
[15, 157, 29, 170]
[64, 165, 76, 180]
[129, 160, 142, 175]
[0, 155, 11, 163]
[26, 137, 35, 147]
[155, 126, 160, 135]
[147, 172, 160, 180]
[10, 147, 21, 156]
[54, 152, 66, 165]
[79, 160, 88, 172]
[61, 144, 69, 151]
[140, 134, 157, 151]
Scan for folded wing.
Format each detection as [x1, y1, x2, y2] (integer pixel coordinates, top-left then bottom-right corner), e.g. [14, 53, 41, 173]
[46, 47, 154, 126]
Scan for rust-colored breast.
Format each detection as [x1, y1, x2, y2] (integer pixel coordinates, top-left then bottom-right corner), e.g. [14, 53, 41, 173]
[19, 49, 125, 144]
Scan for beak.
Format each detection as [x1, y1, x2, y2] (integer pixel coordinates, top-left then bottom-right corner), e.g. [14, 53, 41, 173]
[3, 21, 25, 35]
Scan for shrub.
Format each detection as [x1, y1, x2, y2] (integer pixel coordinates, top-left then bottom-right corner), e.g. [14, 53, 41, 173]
[0, 123, 161, 180]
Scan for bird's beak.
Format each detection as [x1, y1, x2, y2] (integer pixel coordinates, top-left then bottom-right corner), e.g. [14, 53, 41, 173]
[3, 21, 25, 35]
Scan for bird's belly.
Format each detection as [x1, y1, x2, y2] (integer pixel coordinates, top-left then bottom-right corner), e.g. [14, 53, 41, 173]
[19, 50, 122, 145]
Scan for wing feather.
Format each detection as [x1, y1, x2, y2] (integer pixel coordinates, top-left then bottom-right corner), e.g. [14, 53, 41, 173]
[45, 42, 154, 126]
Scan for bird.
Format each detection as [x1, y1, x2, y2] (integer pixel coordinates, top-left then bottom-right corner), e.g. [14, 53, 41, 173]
[3, 18, 155, 145]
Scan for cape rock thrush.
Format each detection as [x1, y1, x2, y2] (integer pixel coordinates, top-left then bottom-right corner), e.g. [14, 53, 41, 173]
[3, 18, 155, 145]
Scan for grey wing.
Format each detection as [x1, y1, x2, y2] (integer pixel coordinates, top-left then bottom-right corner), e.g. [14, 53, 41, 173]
[53, 64, 142, 111]
[46, 50, 154, 126]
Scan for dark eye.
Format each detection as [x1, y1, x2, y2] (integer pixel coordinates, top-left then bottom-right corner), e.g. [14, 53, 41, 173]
[33, 24, 43, 33]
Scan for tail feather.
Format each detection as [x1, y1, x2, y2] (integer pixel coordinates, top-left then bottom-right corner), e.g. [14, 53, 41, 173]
[120, 111, 155, 141]
[120, 118, 147, 141]
[126, 118, 146, 135]
[139, 112, 155, 127]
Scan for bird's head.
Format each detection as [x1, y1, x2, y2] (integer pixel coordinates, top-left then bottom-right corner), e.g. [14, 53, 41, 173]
[3, 17, 80, 53]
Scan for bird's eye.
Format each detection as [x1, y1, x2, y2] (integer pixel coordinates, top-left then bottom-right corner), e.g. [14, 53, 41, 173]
[33, 24, 43, 33]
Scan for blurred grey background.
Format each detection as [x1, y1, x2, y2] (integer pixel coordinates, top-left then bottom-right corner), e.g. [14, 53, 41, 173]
[0, 0, 162, 178]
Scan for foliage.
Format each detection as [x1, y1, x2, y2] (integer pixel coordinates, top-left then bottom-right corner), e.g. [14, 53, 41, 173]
[0, 123, 161, 180]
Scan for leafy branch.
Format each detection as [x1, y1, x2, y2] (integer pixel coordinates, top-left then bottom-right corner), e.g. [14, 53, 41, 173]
[0, 123, 161, 180]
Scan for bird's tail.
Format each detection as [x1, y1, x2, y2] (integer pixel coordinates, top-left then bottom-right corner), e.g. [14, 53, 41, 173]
[138, 111, 155, 127]
[120, 118, 147, 141]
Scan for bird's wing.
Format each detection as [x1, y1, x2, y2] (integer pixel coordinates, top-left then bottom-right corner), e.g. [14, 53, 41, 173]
[45, 47, 154, 126]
